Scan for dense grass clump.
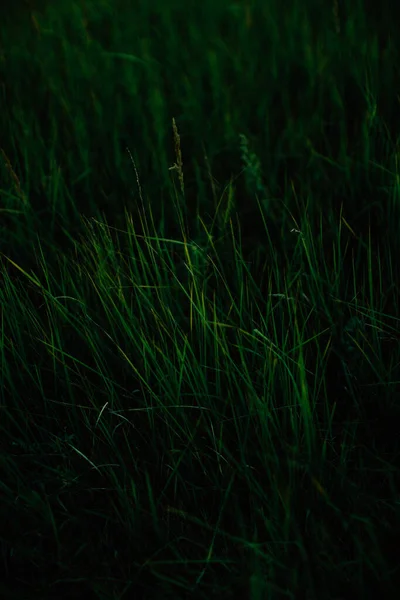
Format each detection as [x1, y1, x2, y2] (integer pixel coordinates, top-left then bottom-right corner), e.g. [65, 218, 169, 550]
[0, 1, 399, 598]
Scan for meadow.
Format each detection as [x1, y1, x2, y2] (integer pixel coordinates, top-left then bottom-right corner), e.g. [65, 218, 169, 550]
[0, 1, 399, 598]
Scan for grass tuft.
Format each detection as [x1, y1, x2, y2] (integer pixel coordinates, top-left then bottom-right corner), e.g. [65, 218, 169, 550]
[0, 1, 399, 599]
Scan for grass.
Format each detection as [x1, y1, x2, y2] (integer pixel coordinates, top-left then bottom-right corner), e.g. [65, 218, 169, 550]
[0, 0, 399, 598]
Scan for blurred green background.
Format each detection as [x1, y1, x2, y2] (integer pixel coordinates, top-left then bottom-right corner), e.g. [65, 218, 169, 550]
[2, 0, 400, 265]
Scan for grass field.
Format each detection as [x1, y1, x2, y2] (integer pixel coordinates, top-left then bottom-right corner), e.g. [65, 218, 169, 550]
[1, 1, 400, 598]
